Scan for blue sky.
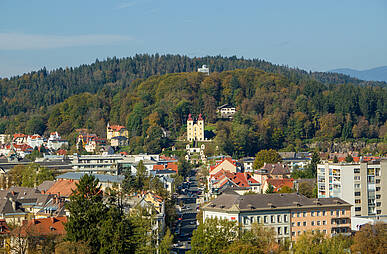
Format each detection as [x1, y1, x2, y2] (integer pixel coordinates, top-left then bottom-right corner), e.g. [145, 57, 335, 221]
[0, 0, 386, 77]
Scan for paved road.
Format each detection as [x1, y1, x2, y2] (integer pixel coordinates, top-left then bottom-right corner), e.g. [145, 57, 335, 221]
[172, 172, 199, 253]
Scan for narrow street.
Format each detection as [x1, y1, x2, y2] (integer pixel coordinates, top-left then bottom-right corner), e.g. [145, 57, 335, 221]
[172, 172, 200, 254]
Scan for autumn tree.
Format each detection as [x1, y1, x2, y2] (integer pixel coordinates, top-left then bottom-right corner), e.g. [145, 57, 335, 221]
[351, 222, 387, 254]
[253, 149, 282, 169]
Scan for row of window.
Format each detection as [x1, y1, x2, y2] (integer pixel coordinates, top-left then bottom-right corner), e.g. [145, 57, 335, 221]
[292, 220, 327, 227]
[243, 214, 289, 225]
[292, 209, 345, 217]
[277, 226, 289, 235]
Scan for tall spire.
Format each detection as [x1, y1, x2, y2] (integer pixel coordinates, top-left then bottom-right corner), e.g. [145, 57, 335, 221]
[198, 113, 203, 121]
[188, 113, 193, 121]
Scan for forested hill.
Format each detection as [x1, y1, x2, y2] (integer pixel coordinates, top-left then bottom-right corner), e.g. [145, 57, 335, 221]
[0, 54, 386, 117]
[1, 68, 386, 157]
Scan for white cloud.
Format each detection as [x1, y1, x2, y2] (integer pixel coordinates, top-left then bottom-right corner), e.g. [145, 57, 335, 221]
[0, 33, 132, 50]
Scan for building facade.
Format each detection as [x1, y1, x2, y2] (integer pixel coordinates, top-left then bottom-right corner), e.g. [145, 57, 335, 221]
[187, 114, 204, 141]
[317, 160, 387, 217]
[201, 192, 351, 242]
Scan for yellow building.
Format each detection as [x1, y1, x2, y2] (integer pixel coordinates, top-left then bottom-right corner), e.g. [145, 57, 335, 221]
[106, 123, 129, 141]
[187, 114, 204, 141]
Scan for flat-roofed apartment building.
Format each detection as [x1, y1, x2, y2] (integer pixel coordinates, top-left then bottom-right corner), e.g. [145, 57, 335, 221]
[317, 160, 387, 217]
[201, 192, 351, 242]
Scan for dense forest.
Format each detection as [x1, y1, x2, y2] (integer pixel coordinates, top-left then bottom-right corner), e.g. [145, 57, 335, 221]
[0, 54, 386, 118]
[1, 62, 386, 157]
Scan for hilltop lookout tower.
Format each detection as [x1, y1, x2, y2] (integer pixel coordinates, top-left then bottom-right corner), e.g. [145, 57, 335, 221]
[198, 65, 209, 75]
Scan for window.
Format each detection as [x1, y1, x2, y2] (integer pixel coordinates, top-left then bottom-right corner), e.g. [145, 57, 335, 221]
[376, 179, 380, 184]
[298, 231, 301, 235]
[284, 227, 288, 235]
[303, 211, 306, 217]
[317, 221, 320, 226]
[355, 207, 361, 211]
[292, 232, 295, 236]
[278, 227, 282, 235]
[323, 221, 326, 225]
[377, 210, 381, 214]
[376, 202, 381, 207]
[355, 192, 361, 196]
[303, 222, 307, 226]
[292, 222, 295, 227]
[292, 212, 296, 217]
[271, 215, 275, 223]
[311, 221, 315, 226]
[297, 212, 301, 217]
[355, 199, 361, 204]
[376, 187, 381, 191]
[341, 210, 345, 215]
[311, 211, 315, 217]
[322, 211, 326, 216]
[297, 222, 301, 226]
[376, 195, 381, 199]
[317, 211, 321, 216]
[354, 168, 360, 173]
[257, 216, 261, 223]
[354, 184, 360, 189]
[323, 229, 327, 234]
[277, 215, 282, 223]
[336, 210, 340, 216]
[354, 176, 360, 180]
[284, 215, 288, 222]
[264, 216, 268, 223]
[331, 210, 334, 216]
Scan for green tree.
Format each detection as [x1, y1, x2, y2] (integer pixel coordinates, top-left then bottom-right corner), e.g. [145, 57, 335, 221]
[278, 185, 294, 193]
[345, 155, 354, 163]
[265, 183, 274, 194]
[65, 174, 107, 253]
[134, 160, 149, 192]
[122, 168, 137, 195]
[297, 182, 314, 198]
[178, 159, 192, 178]
[36, 167, 55, 185]
[159, 228, 173, 254]
[189, 218, 238, 254]
[253, 149, 282, 169]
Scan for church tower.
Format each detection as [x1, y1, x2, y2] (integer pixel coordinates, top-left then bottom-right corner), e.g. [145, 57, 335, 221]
[187, 114, 194, 141]
[197, 113, 204, 141]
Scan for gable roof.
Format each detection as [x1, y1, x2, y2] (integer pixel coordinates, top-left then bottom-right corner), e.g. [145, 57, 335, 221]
[267, 178, 294, 192]
[261, 163, 290, 176]
[16, 216, 67, 237]
[47, 179, 78, 197]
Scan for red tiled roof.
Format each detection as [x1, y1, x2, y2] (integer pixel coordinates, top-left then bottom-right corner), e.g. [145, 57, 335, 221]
[108, 125, 126, 132]
[167, 162, 178, 172]
[46, 179, 78, 197]
[56, 149, 67, 155]
[13, 133, 27, 139]
[209, 157, 237, 173]
[12, 144, 33, 152]
[153, 165, 166, 171]
[16, 216, 67, 237]
[267, 178, 294, 192]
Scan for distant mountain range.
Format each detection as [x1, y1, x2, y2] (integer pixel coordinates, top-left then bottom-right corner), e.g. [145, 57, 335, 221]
[329, 66, 387, 82]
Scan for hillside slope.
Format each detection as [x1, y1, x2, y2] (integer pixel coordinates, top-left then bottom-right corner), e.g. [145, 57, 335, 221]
[1, 68, 386, 157]
[1, 54, 386, 118]
[329, 66, 387, 82]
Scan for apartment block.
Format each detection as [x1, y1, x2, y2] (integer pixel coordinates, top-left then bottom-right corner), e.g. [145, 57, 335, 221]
[201, 192, 351, 242]
[317, 160, 387, 217]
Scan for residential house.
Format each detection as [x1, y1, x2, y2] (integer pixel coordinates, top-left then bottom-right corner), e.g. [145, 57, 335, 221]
[217, 104, 236, 118]
[110, 136, 128, 147]
[46, 132, 69, 151]
[106, 124, 129, 141]
[26, 135, 44, 149]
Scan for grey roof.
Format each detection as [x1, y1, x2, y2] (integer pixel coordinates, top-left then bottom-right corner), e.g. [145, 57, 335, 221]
[56, 172, 124, 183]
[203, 192, 351, 212]
[37, 180, 55, 192]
